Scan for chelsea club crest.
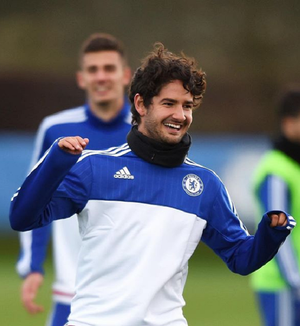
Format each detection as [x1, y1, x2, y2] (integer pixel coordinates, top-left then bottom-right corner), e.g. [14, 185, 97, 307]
[182, 174, 204, 197]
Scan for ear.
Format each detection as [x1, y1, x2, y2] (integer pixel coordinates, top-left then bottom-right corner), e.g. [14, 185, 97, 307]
[123, 66, 132, 86]
[76, 71, 85, 90]
[134, 94, 147, 117]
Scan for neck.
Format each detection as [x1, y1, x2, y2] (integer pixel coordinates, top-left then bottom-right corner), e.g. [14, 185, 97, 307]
[127, 126, 191, 167]
[89, 97, 124, 122]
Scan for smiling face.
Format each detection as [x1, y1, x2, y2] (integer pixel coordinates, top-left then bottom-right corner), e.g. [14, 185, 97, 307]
[77, 51, 131, 118]
[134, 80, 193, 144]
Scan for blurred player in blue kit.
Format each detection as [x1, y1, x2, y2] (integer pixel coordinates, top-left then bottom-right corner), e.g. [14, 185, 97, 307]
[11, 43, 296, 326]
[17, 33, 131, 326]
[251, 88, 300, 326]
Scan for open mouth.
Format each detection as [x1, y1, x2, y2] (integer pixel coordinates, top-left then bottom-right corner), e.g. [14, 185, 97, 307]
[164, 123, 182, 131]
[95, 86, 110, 93]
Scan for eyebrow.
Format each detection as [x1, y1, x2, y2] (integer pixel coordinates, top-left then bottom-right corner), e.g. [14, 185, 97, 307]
[160, 98, 194, 105]
[86, 63, 117, 69]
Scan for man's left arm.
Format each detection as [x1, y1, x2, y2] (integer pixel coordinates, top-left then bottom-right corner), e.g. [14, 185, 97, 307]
[201, 182, 296, 276]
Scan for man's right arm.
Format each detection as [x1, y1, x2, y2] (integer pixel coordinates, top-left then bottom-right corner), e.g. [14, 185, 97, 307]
[10, 137, 88, 231]
[14, 136, 89, 314]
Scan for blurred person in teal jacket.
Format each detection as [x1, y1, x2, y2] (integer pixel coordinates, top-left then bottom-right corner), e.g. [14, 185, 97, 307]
[251, 88, 300, 326]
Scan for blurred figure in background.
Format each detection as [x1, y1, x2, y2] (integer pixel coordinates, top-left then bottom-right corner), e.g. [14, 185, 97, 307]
[251, 88, 300, 326]
[17, 33, 131, 326]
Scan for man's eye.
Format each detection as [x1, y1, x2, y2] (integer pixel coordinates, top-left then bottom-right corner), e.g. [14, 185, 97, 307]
[105, 66, 117, 72]
[87, 67, 97, 73]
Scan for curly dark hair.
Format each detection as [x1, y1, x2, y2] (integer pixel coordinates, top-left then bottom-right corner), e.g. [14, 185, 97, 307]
[129, 43, 206, 125]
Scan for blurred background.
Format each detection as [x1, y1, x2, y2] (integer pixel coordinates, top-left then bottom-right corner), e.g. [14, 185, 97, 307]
[1, 1, 300, 325]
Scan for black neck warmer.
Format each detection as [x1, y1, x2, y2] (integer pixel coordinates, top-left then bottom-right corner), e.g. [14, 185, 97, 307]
[127, 126, 191, 167]
[273, 135, 300, 165]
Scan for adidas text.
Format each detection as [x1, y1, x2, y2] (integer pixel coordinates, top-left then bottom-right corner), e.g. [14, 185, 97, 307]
[114, 167, 134, 180]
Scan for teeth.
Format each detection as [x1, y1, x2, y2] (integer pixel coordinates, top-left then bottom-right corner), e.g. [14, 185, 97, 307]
[164, 123, 181, 130]
[96, 87, 108, 91]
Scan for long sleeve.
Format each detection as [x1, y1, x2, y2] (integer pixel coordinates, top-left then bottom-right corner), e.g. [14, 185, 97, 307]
[10, 141, 90, 231]
[202, 181, 294, 276]
[17, 226, 51, 277]
[259, 175, 300, 288]
[17, 122, 54, 277]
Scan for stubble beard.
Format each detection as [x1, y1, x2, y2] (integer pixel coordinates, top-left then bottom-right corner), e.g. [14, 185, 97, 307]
[144, 118, 186, 145]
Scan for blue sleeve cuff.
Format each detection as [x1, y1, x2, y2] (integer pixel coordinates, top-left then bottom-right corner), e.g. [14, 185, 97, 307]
[264, 210, 296, 231]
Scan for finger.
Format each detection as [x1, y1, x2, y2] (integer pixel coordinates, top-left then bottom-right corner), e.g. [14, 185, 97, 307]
[269, 214, 279, 228]
[63, 138, 84, 151]
[24, 300, 44, 314]
[22, 290, 34, 311]
[22, 290, 44, 314]
[58, 138, 83, 154]
[75, 136, 89, 148]
[278, 212, 287, 227]
[72, 137, 89, 151]
[21, 273, 44, 314]
[59, 137, 89, 152]
[82, 137, 89, 148]
[30, 303, 44, 314]
[58, 138, 76, 150]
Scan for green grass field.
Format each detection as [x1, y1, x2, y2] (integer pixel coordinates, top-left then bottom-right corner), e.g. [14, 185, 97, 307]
[0, 236, 261, 326]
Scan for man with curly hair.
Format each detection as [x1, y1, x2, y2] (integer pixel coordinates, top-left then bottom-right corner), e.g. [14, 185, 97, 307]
[10, 43, 295, 326]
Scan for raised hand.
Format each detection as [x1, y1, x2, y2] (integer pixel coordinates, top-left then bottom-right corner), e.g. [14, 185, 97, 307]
[268, 212, 287, 228]
[58, 136, 89, 155]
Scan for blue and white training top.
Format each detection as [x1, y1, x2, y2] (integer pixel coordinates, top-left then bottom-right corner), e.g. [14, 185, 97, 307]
[17, 100, 131, 304]
[10, 140, 294, 326]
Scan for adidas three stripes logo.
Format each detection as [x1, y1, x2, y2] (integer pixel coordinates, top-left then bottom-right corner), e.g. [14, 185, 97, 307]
[114, 166, 134, 179]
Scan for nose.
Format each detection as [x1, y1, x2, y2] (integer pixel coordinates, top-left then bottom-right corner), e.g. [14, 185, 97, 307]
[172, 105, 186, 121]
[95, 69, 108, 81]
